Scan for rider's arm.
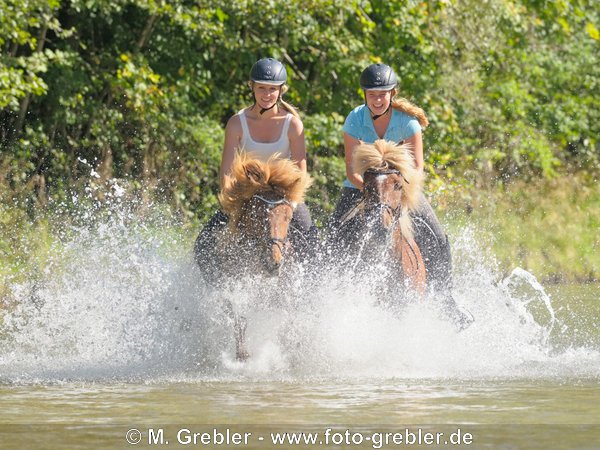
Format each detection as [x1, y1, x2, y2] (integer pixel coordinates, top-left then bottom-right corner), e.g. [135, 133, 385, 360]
[343, 132, 364, 190]
[405, 131, 424, 173]
[288, 115, 307, 173]
[219, 115, 243, 188]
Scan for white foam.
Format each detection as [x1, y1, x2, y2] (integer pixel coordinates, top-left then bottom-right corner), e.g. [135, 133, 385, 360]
[1, 203, 599, 383]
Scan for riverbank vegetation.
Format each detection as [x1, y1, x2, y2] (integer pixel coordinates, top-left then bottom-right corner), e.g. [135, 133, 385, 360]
[1, 0, 598, 285]
[437, 173, 599, 283]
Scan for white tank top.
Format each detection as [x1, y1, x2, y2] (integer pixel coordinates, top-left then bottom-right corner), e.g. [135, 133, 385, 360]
[238, 110, 292, 160]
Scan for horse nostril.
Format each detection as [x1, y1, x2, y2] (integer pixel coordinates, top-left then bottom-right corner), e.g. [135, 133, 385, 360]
[263, 257, 281, 275]
[260, 244, 284, 275]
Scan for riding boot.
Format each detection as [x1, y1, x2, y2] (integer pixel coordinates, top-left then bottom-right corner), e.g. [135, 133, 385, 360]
[411, 206, 448, 289]
[436, 234, 474, 331]
[431, 232, 453, 292]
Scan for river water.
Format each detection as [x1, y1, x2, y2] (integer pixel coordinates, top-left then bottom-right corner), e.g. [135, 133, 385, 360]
[0, 205, 599, 449]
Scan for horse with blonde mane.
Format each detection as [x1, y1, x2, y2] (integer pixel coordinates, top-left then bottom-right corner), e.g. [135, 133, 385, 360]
[331, 139, 427, 294]
[331, 140, 474, 328]
[194, 151, 311, 360]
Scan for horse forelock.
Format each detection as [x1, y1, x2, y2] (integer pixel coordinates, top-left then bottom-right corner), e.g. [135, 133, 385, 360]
[219, 152, 311, 222]
[353, 139, 423, 210]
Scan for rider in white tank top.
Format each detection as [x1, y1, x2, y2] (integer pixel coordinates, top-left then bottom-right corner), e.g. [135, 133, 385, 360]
[238, 109, 292, 160]
[195, 58, 317, 268]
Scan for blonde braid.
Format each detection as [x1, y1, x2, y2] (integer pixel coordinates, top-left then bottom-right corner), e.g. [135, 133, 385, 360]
[391, 94, 429, 129]
[279, 85, 300, 119]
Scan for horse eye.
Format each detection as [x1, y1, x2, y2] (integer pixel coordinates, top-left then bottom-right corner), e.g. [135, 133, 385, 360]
[394, 183, 403, 191]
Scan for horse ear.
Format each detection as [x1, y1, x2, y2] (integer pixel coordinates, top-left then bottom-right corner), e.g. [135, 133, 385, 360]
[283, 173, 309, 203]
[244, 161, 266, 184]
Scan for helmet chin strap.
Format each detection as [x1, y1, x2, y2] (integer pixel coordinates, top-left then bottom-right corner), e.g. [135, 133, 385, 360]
[370, 104, 391, 121]
[253, 88, 281, 115]
[364, 89, 391, 121]
[259, 102, 278, 115]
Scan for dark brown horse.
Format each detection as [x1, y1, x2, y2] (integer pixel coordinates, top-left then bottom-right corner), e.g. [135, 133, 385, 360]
[339, 140, 474, 329]
[334, 139, 427, 294]
[195, 151, 311, 360]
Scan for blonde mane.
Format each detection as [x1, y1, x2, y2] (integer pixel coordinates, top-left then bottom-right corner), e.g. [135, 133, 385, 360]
[219, 152, 311, 224]
[352, 139, 423, 211]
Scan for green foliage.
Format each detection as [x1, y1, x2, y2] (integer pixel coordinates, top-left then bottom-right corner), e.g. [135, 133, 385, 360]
[440, 173, 600, 283]
[303, 112, 345, 157]
[0, 0, 598, 228]
[306, 154, 346, 224]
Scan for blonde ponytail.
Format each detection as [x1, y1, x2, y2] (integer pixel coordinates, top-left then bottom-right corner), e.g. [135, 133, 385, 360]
[391, 94, 429, 129]
[279, 85, 300, 119]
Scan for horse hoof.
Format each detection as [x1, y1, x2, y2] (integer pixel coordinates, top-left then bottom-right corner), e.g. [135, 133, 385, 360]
[236, 349, 250, 362]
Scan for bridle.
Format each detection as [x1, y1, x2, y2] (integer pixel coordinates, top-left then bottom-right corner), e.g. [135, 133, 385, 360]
[251, 194, 294, 251]
[337, 168, 408, 229]
[362, 168, 409, 219]
[364, 167, 410, 184]
[253, 194, 292, 207]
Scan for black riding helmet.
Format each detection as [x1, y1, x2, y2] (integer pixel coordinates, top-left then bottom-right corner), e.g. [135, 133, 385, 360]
[250, 58, 287, 85]
[360, 63, 398, 91]
[249, 58, 287, 114]
[360, 63, 398, 120]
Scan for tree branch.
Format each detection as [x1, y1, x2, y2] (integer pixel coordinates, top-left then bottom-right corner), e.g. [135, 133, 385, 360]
[15, 23, 48, 134]
[136, 14, 159, 52]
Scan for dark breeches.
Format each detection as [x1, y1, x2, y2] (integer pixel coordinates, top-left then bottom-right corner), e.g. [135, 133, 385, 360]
[410, 194, 452, 291]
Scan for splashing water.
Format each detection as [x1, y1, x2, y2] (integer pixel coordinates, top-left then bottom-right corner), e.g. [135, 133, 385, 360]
[500, 267, 557, 345]
[1, 198, 599, 384]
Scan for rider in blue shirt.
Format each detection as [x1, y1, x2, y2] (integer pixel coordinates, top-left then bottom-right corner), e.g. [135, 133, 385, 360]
[341, 104, 422, 189]
[330, 63, 473, 330]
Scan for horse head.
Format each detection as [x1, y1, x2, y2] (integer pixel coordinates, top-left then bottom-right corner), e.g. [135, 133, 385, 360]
[219, 151, 311, 275]
[362, 167, 407, 233]
[353, 139, 423, 240]
[350, 140, 427, 292]
[237, 191, 294, 274]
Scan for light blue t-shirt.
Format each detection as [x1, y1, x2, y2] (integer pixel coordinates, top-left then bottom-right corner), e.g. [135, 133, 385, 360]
[342, 104, 421, 188]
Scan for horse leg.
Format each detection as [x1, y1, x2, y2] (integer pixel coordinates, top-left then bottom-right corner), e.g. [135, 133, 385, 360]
[234, 315, 249, 362]
[392, 230, 427, 295]
[222, 299, 249, 361]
